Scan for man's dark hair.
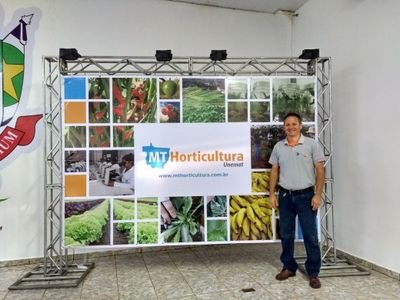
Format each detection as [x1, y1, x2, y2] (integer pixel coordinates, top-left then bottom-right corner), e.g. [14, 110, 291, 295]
[283, 112, 302, 123]
[122, 153, 134, 162]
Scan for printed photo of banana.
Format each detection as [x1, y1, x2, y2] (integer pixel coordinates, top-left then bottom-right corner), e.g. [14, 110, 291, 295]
[251, 171, 270, 193]
[229, 195, 273, 240]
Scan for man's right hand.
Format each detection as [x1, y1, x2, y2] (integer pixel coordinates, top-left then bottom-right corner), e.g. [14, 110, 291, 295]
[269, 193, 278, 209]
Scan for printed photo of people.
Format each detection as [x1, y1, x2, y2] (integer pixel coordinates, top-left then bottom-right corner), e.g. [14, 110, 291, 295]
[89, 150, 135, 196]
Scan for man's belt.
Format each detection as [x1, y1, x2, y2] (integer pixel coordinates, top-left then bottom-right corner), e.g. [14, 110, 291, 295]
[280, 186, 314, 195]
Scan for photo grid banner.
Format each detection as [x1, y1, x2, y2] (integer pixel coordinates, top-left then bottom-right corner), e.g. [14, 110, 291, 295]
[61, 76, 317, 248]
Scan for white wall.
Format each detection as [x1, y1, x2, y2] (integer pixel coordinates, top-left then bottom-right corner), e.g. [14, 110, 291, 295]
[293, 0, 400, 273]
[0, 0, 291, 261]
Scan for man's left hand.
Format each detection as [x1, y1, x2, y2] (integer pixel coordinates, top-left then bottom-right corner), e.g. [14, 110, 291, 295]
[311, 195, 321, 211]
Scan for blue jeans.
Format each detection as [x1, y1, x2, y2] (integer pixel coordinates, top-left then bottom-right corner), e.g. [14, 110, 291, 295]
[278, 188, 321, 277]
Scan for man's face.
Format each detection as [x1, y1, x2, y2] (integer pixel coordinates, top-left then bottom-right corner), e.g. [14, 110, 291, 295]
[284, 116, 302, 138]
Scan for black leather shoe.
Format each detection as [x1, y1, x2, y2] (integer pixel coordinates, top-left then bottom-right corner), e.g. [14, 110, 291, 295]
[309, 277, 321, 289]
[275, 268, 296, 280]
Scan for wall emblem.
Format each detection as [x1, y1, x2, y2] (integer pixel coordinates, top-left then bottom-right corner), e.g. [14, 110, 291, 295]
[0, 14, 42, 161]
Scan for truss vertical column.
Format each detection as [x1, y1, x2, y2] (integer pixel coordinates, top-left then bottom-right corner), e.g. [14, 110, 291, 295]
[43, 56, 68, 275]
[315, 58, 335, 263]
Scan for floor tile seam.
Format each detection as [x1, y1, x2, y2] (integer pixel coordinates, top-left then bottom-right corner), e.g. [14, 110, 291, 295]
[141, 252, 164, 299]
[164, 250, 200, 298]
[187, 246, 242, 290]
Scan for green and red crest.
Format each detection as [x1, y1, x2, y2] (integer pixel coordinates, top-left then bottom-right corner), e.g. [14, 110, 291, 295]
[0, 14, 42, 162]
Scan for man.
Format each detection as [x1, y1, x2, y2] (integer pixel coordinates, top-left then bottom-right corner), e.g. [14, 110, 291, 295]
[108, 153, 135, 192]
[269, 112, 325, 289]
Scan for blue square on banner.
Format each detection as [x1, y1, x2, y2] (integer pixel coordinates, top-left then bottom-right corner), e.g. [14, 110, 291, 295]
[64, 77, 86, 99]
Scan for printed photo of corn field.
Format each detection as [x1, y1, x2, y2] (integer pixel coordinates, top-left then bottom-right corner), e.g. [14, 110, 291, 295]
[182, 78, 225, 123]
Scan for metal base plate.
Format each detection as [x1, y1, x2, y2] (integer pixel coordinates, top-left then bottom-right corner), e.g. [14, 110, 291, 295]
[295, 256, 370, 277]
[8, 263, 95, 290]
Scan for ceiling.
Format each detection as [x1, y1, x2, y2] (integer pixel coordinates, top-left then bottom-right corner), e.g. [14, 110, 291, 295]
[164, 0, 310, 14]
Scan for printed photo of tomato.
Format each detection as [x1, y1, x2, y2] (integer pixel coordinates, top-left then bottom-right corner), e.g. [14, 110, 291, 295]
[89, 101, 110, 123]
[112, 78, 157, 123]
[159, 102, 180, 123]
[159, 78, 180, 99]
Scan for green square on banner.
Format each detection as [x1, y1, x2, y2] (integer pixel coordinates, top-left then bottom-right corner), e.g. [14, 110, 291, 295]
[64, 77, 86, 99]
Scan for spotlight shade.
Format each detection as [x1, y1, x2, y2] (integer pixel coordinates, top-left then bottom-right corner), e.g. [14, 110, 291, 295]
[210, 50, 227, 61]
[155, 50, 173, 62]
[299, 49, 319, 60]
[59, 48, 81, 60]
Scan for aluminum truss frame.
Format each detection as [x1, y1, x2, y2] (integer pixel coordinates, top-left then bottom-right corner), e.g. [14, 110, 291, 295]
[11, 55, 366, 289]
[9, 57, 94, 290]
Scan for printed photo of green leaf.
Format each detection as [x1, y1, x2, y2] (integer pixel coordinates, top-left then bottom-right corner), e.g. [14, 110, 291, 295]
[228, 101, 248, 122]
[250, 101, 270, 122]
[272, 78, 315, 121]
[112, 78, 157, 123]
[207, 195, 227, 217]
[64, 199, 110, 247]
[113, 199, 135, 245]
[88, 77, 110, 99]
[161, 196, 204, 243]
[65, 126, 86, 148]
[227, 78, 247, 99]
[251, 79, 270, 99]
[137, 197, 158, 219]
[207, 220, 227, 242]
[182, 78, 225, 123]
[137, 222, 158, 244]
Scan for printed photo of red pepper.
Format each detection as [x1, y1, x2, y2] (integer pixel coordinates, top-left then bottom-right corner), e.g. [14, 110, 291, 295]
[89, 126, 110, 147]
[112, 78, 157, 123]
[89, 101, 110, 123]
[113, 126, 134, 147]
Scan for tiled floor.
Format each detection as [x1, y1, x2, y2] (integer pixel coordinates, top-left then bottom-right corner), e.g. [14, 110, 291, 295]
[1, 243, 400, 299]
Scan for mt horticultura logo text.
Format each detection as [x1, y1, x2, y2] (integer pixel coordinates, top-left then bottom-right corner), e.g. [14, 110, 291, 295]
[142, 143, 170, 168]
[142, 143, 244, 169]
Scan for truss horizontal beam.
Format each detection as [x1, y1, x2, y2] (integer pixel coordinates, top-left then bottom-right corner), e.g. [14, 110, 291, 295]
[53, 56, 330, 76]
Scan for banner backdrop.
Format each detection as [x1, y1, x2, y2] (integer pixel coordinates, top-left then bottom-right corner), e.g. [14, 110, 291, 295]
[135, 123, 251, 197]
[62, 76, 317, 248]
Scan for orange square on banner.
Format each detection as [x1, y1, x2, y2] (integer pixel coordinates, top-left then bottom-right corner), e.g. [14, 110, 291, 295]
[65, 175, 86, 197]
[64, 102, 86, 123]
